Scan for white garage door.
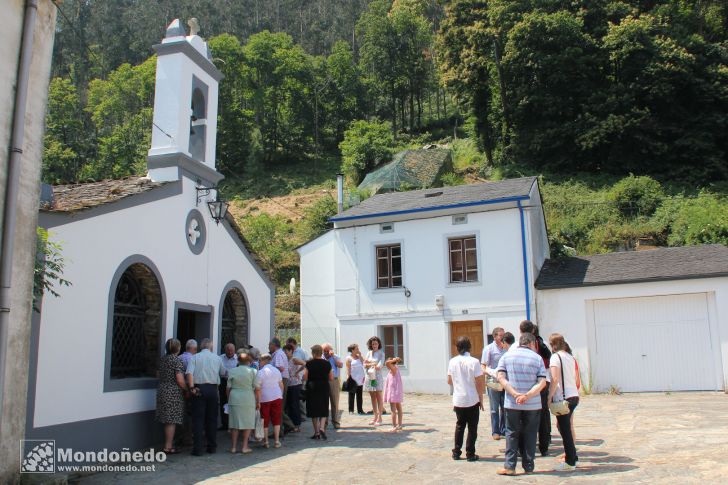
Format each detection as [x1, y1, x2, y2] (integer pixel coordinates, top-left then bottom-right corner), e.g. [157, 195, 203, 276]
[593, 293, 716, 392]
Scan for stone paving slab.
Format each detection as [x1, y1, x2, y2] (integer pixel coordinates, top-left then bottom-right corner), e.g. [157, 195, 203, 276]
[74, 392, 728, 485]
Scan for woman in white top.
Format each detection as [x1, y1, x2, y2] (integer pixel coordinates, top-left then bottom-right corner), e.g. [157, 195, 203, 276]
[363, 336, 385, 426]
[255, 354, 284, 449]
[346, 343, 366, 414]
[548, 333, 580, 471]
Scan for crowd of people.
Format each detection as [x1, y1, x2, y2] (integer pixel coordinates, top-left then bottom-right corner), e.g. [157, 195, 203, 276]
[154, 335, 406, 456]
[448, 319, 581, 474]
[155, 321, 580, 474]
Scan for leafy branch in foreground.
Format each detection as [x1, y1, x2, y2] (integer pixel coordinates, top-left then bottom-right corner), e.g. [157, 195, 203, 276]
[33, 227, 71, 311]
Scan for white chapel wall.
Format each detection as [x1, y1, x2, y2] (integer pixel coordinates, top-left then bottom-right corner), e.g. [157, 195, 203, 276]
[35, 177, 272, 428]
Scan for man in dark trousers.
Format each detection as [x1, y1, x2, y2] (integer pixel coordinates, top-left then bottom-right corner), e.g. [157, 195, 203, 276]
[186, 338, 225, 456]
[519, 320, 552, 456]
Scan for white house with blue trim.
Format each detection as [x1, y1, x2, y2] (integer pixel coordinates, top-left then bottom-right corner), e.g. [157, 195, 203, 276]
[298, 177, 549, 393]
[27, 20, 274, 453]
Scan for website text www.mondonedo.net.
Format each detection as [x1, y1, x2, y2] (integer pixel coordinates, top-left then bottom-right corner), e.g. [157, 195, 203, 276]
[56, 464, 156, 473]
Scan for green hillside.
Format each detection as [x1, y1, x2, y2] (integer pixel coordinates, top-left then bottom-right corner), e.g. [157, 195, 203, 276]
[42, 0, 728, 328]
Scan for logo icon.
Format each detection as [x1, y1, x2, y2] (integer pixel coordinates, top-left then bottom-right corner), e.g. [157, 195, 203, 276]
[20, 440, 55, 473]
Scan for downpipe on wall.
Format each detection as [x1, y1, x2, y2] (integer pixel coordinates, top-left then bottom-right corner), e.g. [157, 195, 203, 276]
[0, 0, 39, 434]
[517, 200, 531, 321]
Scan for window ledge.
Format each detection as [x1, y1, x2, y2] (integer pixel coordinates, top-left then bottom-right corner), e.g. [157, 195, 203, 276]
[104, 376, 158, 393]
[446, 280, 482, 288]
[373, 287, 406, 293]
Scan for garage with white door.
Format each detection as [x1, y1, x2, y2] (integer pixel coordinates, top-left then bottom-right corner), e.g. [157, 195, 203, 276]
[535, 245, 728, 393]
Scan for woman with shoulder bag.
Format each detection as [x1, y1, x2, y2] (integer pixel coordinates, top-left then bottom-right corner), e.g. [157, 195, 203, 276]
[345, 344, 365, 414]
[548, 333, 580, 471]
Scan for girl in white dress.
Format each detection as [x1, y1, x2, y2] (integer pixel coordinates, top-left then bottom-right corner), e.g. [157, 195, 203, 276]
[363, 336, 385, 426]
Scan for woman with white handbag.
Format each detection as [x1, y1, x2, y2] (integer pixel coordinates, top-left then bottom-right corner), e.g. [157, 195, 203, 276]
[547, 333, 580, 471]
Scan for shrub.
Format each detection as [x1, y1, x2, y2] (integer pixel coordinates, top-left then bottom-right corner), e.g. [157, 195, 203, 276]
[450, 138, 482, 170]
[608, 175, 664, 217]
[297, 196, 337, 242]
[240, 213, 295, 285]
[440, 172, 465, 186]
[652, 194, 728, 246]
[542, 181, 619, 253]
[339, 119, 395, 184]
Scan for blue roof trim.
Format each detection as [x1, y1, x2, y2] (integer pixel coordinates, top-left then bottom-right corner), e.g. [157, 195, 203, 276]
[329, 194, 531, 223]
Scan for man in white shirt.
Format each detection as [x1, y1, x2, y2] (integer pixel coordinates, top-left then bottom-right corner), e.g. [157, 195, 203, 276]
[186, 338, 225, 455]
[447, 336, 485, 462]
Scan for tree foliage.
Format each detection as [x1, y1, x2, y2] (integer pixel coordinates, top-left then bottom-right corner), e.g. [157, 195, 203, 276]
[33, 228, 72, 311]
[297, 196, 338, 241]
[438, 0, 728, 180]
[44, 0, 452, 183]
[340, 119, 395, 183]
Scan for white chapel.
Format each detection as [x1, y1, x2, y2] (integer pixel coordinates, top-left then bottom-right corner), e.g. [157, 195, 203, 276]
[26, 19, 274, 452]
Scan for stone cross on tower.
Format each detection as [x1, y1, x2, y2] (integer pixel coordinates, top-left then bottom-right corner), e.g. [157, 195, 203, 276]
[146, 18, 224, 186]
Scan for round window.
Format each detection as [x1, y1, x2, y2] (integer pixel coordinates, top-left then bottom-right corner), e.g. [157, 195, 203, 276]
[185, 209, 206, 254]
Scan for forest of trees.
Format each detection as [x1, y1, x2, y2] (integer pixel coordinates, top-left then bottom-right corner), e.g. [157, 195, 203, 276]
[439, 0, 728, 181]
[44, 0, 452, 183]
[43, 0, 728, 185]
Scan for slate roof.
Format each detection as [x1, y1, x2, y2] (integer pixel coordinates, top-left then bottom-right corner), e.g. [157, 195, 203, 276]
[535, 244, 728, 289]
[358, 148, 453, 195]
[332, 176, 537, 222]
[39, 175, 273, 283]
[41, 176, 168, 212]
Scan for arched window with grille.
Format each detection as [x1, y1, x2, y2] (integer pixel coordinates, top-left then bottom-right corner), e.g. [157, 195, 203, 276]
[109, 261, 163, 382]
[219, 286, 248, 350]
[111, 272, 147, 378]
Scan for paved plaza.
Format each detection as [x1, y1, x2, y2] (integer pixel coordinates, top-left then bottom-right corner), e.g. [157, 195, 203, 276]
[75, 391, 728, 485]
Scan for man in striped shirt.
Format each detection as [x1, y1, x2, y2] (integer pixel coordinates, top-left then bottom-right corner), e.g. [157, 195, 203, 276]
[495, 333, 547, 475]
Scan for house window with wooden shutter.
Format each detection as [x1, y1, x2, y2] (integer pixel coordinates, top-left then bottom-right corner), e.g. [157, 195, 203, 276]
[382, 325, 405, 362]
[376, 244, 402, 288]
[449, 236, 478, 283]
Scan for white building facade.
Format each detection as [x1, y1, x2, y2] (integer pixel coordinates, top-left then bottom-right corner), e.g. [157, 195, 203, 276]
[26, 20, 274, 452]
[299, 178, 549, 393]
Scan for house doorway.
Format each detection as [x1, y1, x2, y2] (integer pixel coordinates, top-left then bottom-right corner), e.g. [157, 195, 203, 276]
[450, 320, 484, 358]
[176, 308, 211, 346]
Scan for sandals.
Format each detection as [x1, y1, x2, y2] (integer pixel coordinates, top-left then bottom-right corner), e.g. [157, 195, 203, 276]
[310, 434, 320, 440]
[163, 448, 180, 455]
[229, 448, 237, 454]
[262, 442, 270, 449]
[274, 441, 282, 448]
[241, 449, 253, 454]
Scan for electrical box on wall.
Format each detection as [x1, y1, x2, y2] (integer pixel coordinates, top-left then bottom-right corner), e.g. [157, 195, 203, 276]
[435, 295, 444, 309]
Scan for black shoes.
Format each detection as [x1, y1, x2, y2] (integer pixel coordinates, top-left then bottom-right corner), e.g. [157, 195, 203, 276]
[320, 431, 328, 440]
[466, 455, 480, 462]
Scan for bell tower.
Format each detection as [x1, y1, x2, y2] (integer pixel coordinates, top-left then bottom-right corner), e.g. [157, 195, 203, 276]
[147, 19, 223, 184]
